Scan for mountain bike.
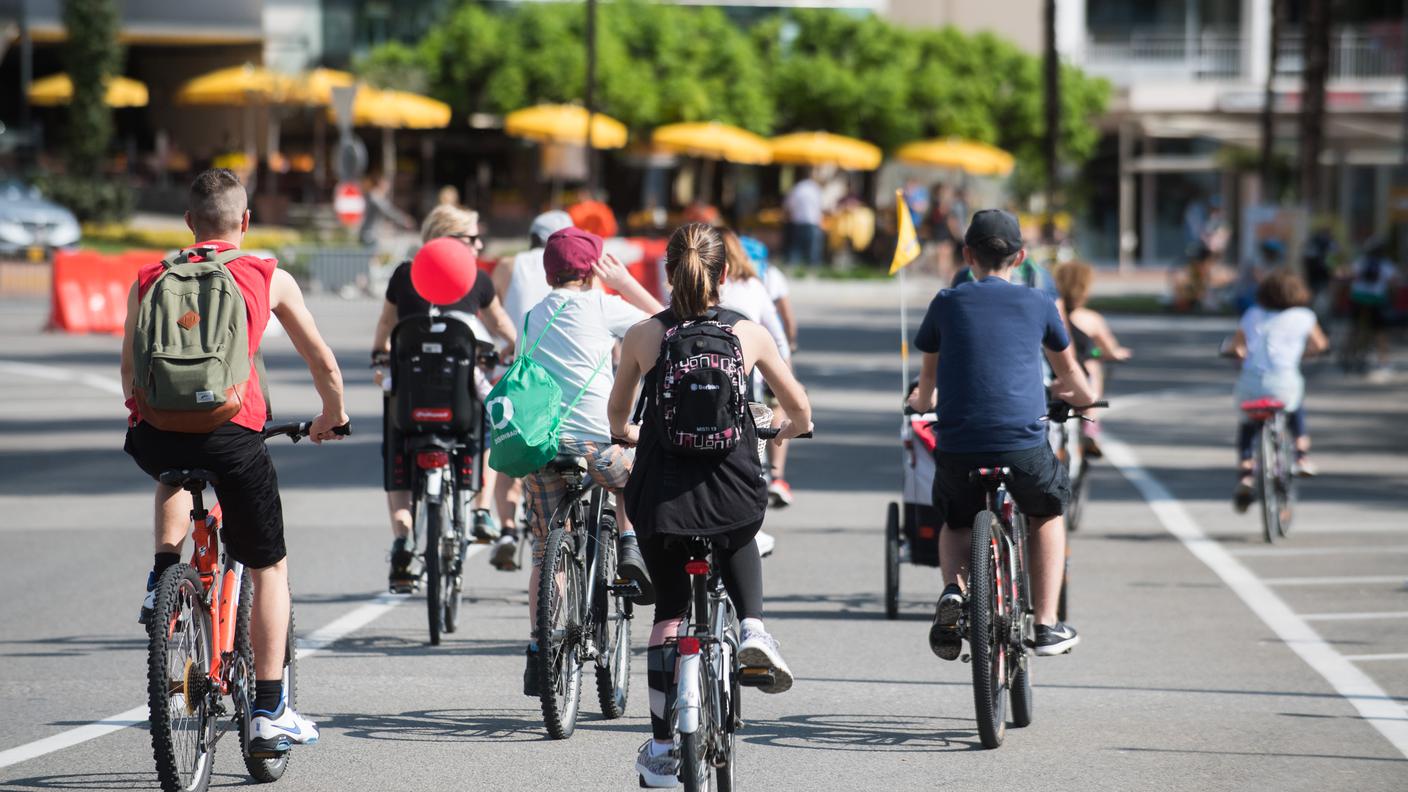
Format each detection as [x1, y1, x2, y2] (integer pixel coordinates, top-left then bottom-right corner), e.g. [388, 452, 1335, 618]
[146, 420, 349, 792]
[534, 453, 638, 739]
[674, 425, 810, 791]
[1241, 398, 1297, 543]
[1044, 399, 1107, 622]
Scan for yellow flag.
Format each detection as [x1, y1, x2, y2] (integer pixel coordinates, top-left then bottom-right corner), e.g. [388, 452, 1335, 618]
[890, 189, 921, 275]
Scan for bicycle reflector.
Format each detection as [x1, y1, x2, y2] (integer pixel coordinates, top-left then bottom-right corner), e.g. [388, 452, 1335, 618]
[685, 560, 710, 576]
[678, 636, 701, 655]
[416, 450, 450, 470]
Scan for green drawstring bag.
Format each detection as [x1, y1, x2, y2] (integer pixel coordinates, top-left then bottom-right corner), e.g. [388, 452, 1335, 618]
[486, 299, 607, 477]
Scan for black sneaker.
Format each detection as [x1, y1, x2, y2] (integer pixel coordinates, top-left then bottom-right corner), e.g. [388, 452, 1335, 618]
[1034, 622, 1080, 656]
[137, 570, 157, 626]
[928, 583, 964, 661]
[1233, 478, 1254, 514]
[616, 533, 656, 606]
[388, 537, 419, 593]
[523, 646, 540, 697]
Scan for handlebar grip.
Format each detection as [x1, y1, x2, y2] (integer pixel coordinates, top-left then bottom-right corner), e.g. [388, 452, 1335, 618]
[332, 422, 352, 437]
[756, 428, 813, 440]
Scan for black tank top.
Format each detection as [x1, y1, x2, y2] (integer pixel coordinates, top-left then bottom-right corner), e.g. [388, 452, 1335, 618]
[623, 310, 767, 538]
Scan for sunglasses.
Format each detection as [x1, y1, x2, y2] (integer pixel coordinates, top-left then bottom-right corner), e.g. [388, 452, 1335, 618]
[451, 233, 484, 246]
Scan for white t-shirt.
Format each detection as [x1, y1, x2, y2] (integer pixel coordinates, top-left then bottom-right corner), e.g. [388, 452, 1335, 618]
[524, 289, 646, 443]
[503, 248, 551, 333]
[1240, 305, 1316, 375]
[720, 277, 789, 362]
[784, 179, 823, 225]
[764, 266, 790, 302]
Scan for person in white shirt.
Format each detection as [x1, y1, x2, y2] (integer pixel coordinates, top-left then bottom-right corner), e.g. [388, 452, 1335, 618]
[1227, 270, 1329, 511]
[495, 210, 575, 332]
[783, 170, 824, 267]
[518, 227, 664, 697]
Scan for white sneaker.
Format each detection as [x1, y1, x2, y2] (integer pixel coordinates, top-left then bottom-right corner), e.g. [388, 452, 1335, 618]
[755, 530, 776, 559]
[249, 698, 319, 756]
[635, 740, 680, 788]
[490, 534, 519, 571]
[738, 628, 793, 694]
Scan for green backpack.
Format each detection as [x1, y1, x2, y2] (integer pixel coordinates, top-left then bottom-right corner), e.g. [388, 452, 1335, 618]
[486, 300, 607, 477]
[131, 247, 255, 433]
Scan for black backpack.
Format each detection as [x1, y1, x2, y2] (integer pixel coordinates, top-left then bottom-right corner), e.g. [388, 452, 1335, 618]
[652, 308, 749, 457]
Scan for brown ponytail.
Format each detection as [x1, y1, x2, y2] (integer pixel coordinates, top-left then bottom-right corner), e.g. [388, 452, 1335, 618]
[666, 222, 725, 318]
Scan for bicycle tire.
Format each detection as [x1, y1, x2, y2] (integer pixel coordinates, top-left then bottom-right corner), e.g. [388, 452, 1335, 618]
[147, 564, 216, 792]
[1066, 466, 1089, 534]
[424, 497, 443, 645]
[1010, 511, 1034, 728]
[681, 726, 712, 792]
[1276, 425, 1297, 539]
[1257, 423, 1280, 544]
[537, 522, 584, 739]
[968, 510, 1007, 749]
[712, 648, 736, 792]
[884, 502, 900, 620]
[234, 570, 297, 781]
[594, 517, 631, 719]
[442, 508, 465, 635]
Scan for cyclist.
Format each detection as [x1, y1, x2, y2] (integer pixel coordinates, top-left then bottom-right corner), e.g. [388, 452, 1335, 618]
[519, 227, 662, 695]
[1228, 270, 1329, 511]
[124, 168, 347, 751]
[371, 204, 520, 587]
[1053, 261, 1132, 457]
[608, 223, 812, 787]
[742, 235, 802, 508]
[907, 210, 1096, 661]
[1346, 237, 1399, 380]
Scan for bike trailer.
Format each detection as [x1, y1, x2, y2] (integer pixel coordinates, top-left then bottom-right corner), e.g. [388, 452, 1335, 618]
[901, 412, 942, 568]
[388, 313, 483, 439]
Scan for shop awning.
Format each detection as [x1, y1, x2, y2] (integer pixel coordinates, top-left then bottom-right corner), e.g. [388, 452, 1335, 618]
[28, 73, 149, 108]
[504, 104, 628, 149]
[653, 122, 772, 165]
[769, 132, 882, 171]
[896, 138, 1015, 176]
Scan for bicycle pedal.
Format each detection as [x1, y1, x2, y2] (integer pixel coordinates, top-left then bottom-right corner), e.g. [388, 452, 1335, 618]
[608, 579, 642, 597]
[960, 653, 971, 664]
[739, 666, 775, 687]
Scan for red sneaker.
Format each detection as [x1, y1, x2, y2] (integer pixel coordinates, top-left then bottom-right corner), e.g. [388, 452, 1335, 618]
[768, 478, 794, 508]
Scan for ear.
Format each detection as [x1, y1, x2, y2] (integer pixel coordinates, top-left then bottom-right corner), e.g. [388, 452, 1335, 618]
[961, 246, 975, 267]
[1011, 248, 1027, 268]
[184, 212, 196, 235]
[240, 210, 250, 234]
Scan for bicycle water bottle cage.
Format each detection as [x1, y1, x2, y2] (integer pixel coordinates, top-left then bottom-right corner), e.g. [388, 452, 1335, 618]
[158, 468, 220, 491]
[1240, 398, 1284, 421]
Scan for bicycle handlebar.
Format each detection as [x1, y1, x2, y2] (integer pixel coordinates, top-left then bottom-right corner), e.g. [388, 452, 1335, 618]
[757, 427, 813, 440]
[261, 421, 352, 443]
[1046, 400, 1109, 424]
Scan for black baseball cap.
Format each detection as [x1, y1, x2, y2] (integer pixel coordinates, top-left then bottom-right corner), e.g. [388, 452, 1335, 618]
[963, 209, 1023, 254]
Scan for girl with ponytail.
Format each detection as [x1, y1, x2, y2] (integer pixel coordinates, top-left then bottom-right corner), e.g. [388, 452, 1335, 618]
[607, 223, 812, 786]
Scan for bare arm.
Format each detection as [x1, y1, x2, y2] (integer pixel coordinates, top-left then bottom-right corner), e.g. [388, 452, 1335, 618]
[372, 299, 397, 355]
[1228, 327, 1248, 361]
[270, 268, 347, 442]
[119, 281, 138, 401]
[1084, 311, 1131, 360]
[774, 294, 798, 352]
[741, 321, 811, 440]
[608, 321, 654, 443]
[1044, 343, 1099, 406]
[594, 254, 664, 314]
[1305, 322, 1330, 356]
[908, 352, 939, 413]
[491, 258, 513, 301]
[478, 295, 518, 359]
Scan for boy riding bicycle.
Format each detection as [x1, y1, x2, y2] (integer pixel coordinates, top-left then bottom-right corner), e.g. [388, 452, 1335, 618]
[908, 210, 1097, 660]
[123, 169, 348, 751]
[518, 227, 663, 696]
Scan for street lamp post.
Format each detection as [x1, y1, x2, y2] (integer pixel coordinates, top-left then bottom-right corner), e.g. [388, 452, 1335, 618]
[1042, 0, 1059, 244]
[584, 0, 598, 196]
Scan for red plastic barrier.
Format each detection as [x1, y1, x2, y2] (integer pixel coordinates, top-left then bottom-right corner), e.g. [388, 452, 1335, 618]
[47, 249, 163, 335]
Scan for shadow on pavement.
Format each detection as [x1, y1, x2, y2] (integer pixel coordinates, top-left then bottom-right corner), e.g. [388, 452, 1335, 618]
[1113, 745, 1407, 764]
[741, 712, 983, 753]
[314, 707, 550, 743]
[0, 771, 246, 790]
[0, 634, 145, 659]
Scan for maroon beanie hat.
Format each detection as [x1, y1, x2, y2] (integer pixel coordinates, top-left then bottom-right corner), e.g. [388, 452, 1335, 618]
[543, 226, 603, 284]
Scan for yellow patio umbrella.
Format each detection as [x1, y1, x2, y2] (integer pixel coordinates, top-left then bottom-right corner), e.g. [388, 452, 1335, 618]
[342, 87, 451, 129]
[896, 138, 1015, 176]
[653, 122, 772, 165]
[174, 64, 295, 105]
[504, 104, 627, 149]
[28, 73, 148, 108]
[769, 131, 882, 171]
[288, 67, 357, 107]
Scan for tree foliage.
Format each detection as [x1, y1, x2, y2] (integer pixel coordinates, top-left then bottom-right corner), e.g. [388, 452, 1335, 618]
[363, 2, 1109, 180]
[62, 0, 122, 176]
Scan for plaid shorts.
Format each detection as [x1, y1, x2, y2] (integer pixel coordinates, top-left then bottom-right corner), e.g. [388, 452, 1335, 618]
[523, 438, 633, 564]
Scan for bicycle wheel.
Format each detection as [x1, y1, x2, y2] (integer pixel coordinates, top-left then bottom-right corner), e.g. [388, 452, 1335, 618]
[234, 570, 298, 780]
[442, 500, 465, 635]
[1276, 423, 1297, 539]
[713, 646, 737, 792]
[1257, 423, 1281, 544]
[147, 564, 216, 792]
[883, 502, 900, 620]
[968, 510, 1007, 749]
[1009, 512, 1034, 728]
[681, 662, 714, 792]
[594, 516, 631, 719]
[537, 522, 584, 739]
[423, 497, 444, 645]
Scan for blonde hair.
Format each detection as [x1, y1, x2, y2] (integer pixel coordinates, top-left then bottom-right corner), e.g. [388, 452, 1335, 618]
[720, 229, 758, 281]
[420, 204, 479, 243]
[666, 223, 726, 318]
[1053, 260, 1094, 313]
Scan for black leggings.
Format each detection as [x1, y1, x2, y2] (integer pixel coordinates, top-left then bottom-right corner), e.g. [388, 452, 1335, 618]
[1237, 408, 1307, 461]
[641, 521, 765, 624]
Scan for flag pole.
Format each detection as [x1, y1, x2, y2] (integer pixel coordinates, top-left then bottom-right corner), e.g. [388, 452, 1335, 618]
[899, 263, 909, 394]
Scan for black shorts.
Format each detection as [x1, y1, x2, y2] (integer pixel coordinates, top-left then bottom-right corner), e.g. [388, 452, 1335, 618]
[125, 421, 286, 568]
[1352, 302, 1387, 331]
[931, 443, 1070, 531]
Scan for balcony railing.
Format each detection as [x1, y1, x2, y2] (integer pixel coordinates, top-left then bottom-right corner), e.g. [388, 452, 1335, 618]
[1083, 25, 1405, 84]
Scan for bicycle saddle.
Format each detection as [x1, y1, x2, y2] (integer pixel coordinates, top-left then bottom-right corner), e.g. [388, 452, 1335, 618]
[158, 469, 220, 489]
[545, 454, 589, 473]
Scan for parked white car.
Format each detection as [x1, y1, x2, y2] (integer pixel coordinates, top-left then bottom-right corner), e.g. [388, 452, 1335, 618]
[0, 180, 82, 256]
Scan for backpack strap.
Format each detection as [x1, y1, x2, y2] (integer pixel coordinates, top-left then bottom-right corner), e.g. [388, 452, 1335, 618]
[562, 353, 610, 416]
[522, 298, 571, 362]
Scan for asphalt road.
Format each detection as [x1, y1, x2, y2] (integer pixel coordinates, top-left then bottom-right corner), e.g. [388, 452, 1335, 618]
[1, 277, 1405, 791]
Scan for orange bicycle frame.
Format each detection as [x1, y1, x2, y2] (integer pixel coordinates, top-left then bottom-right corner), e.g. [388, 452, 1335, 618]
[190, 502, 240, 694]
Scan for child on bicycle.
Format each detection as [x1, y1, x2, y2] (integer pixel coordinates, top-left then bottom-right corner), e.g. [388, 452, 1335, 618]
[1053, 260, 1132, 457]
[608, 223, 812, 788]
[518, 227, 663, 695]
[122, 168, 348, 751]
[1227, 270, 1329, 511]
[908, 210, 1097, 662]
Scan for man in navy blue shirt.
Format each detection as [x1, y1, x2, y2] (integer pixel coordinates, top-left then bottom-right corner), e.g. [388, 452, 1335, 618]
[909, 209, 1097, 659]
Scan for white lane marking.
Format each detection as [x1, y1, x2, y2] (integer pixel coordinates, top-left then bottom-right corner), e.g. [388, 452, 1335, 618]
[0, 360, 125, 397]
[1102, 434, 1408, 759]
[0, 539, 488, 773]
[1262, 575, 1404, 587]
[1303, 611, 1408, 622]
[1231, 545, 1408, 557]
[1342, 653, 1408, 663]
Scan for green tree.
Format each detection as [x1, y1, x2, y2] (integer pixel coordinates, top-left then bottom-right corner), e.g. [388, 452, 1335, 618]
[62, 0, 122, 176]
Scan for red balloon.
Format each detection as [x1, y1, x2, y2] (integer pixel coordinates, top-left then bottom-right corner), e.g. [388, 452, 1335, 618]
[411, 237, 477, 305]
